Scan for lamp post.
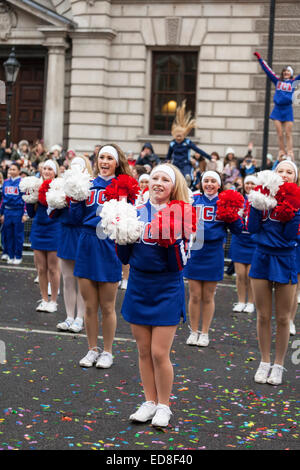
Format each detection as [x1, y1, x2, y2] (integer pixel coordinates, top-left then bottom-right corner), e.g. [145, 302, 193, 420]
[3, 47, 20, 153]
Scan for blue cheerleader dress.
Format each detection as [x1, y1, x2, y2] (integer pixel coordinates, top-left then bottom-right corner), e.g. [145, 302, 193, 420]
[248, 206, 300, 284]
[49, 206, 82, 261]
[27, 202, 61, 251]
[116, 200, 188, 326]
[184, 193, 243, 282]
[229, 198, 256, 265]
[68, 176, 122, 283]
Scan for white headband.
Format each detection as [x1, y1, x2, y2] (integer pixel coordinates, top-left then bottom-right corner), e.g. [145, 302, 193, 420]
[43, 159, 57, 175]
[99, 145, 119, 165]
[71, 157, 86, 171]
[150, 164, 176, 185]
[275, 160, 298, 181]
[244, 175, 258, 185]
[139, 173, 150, 183]
[286, 66, 294, 77]
[201, 171, 221, 186]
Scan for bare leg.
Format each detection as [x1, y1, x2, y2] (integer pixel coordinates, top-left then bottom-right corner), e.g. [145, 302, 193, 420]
[251, 278, 273, 363]
[234, 262, 247, 303]
[187, 279, 202, 332]
[131, 324, 157, 403]
[151, 325, 178, 405]
[78, 278, 99, 350]
[98, 282, 118, 354]
[122, 264, 129, 281]
[283, 121, 294, 159]
[274, 282, 297, 365]
[34, 250, 48, 301]
[201, 281, 218, 334]
[274, 120, 286, 156]
[47, 251, 60, 302]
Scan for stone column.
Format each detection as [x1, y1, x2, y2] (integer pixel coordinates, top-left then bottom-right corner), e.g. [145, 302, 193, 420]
[40, 29, 68, 149]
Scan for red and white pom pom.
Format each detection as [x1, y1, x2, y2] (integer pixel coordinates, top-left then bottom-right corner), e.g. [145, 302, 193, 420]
[272, 182, 300, 222]
[104, 174, 140, 204]
[63, 166, 92, 201]
[38, 179, 52, 206]
[19, 176, 42, 203]
[216, 190, 244, 224]
[247, 170, 283, 211]
[149, 200, 197, 248]
[101, 199, 144, 245]
[46, 177, 68, 209]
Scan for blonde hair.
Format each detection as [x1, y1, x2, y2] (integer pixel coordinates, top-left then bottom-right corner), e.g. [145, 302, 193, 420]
[94, 143, 132, 177]
[171, 100, 197, 138]
[78, 155, 93, 176]
[151, 163, 190, 203]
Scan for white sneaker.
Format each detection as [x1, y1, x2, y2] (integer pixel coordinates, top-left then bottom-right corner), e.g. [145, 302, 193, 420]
[232, 302, 246, 312]
[290, 321, 296, 336]
[34, 275, 39, 283]
[151, 404, 172, 427]
[96, 351, 113, 369]
[13, 258, 22, 265]
[254, 362, 271, 384]
[69, 318, 84, 333]
[36, 299, 49, 312]
[186, 331, 199, 346]
[197, 333, 209, 347]
[129, 401, 157, 423]
[79, 349, 100, 367]
[44, 300, 58, 313]
[120, 279, 128, 290]
[57, 318, 74, 331]
[7, 258, 14, 264]
[243, 303, 255, 313]
[1, 254, 8, 261]
[267, 364, 286, 386]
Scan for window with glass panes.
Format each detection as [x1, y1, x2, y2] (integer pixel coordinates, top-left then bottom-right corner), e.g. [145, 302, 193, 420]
[150, 51, 198, 135]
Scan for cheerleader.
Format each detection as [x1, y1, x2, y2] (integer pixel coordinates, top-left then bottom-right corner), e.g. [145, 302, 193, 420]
[248, 160, 300, 385]
[185, 171, 243, 347]
[116, 164, 190, 427]
[230, 175, 258, 313]
[0, 162, 26, 264]
[51, 156, 93, 333]
[254, 52, 300, 159]
[26, 160, 61, 313]
[69, 144, 131, 369]
[135, 173, 150, 206]
[166, 100, 211, 178]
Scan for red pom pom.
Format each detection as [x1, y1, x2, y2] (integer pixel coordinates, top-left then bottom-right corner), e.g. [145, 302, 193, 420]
[272, 182, 300, 222]
[149, 200, 197, 247]
[38, 179, 52, 206]
[216, 190, 244, 224]
[104, 174, 140, 204]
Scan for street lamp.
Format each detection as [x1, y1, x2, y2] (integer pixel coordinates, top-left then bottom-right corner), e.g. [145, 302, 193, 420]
[3, 47, 20, 152]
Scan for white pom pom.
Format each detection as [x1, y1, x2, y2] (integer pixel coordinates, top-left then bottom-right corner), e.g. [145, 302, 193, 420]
[248, 189, 277, 211]
[101, 199, 144, 245]
[19, 176, 42, 203]
[63, 166, 92, 201]
[256, 170, 283, 196]
[46, 178, 68, 209]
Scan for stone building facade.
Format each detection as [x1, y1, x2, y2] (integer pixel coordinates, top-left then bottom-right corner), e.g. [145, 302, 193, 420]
[0, 0, 300, 162]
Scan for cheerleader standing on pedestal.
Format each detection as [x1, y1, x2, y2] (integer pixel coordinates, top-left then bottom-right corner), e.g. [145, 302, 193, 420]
[116, 164, 192, 427]
[184, 171, 243, 347]
[254, 52, 300, 159]
[25, 160, 61, 313]
[230, 175, 258, 314]
[69, 145, 131, 369]
[248, 161, 300, 385]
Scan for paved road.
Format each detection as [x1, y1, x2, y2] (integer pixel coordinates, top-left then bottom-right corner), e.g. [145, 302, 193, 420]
[0, 261, 299, 451]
